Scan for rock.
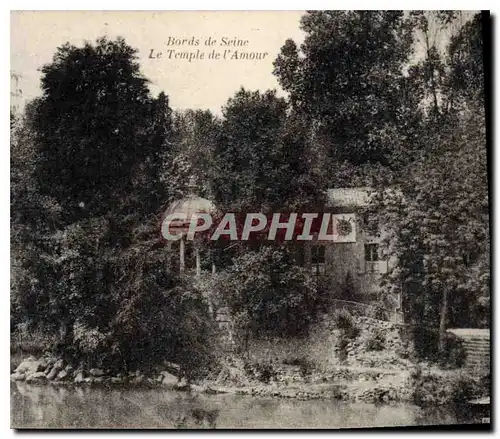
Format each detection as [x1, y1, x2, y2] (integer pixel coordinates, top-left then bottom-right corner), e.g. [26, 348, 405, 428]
[15, 359, 42, 376]
[25, 372, 48, 384]
[53, 359, 65, 370]
[74, 372, 85, 384]
[46, 367, 59, 381]
[43, 365, 52, 375]
[89, 368, 105, 377]
[111, 377, 122, 384]
[10, 372, 25, 381]
[131, 374, 145, 385]
[174, 379, 190, 391]
[93, 377, 104, 384]
[56, 370, 69, 381]
[36, 361, 48, 372]
[160, 371, 178, 386]
[84, 377, 94, 384]
[156, 374, 164, 383]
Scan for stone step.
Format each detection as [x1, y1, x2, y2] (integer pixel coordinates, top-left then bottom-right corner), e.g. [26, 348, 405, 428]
[465, 357, 490, 363]
[463, 341, 490, 346]
[465, 351, 490, 356]
[463, 348, 489, 352]
[462, 337, 490, 342]
[465, 360, 490, 365]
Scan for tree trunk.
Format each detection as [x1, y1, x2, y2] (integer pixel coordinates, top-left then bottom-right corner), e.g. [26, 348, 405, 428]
[195, 246, 201, 276]
[438, 288, 448, 354]
[179, 237, 185, 273]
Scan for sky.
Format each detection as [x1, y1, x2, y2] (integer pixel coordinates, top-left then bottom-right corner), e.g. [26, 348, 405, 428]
[11, 11, 306, 115]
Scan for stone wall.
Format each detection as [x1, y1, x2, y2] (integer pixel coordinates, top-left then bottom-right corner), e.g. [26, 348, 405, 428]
[243, 315, 413, 372]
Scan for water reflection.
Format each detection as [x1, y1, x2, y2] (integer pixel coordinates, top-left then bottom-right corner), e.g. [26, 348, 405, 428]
[11, 381, 461, 429]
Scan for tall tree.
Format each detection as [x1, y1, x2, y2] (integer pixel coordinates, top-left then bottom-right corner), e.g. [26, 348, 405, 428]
[372, 98, 488, 354]
[273, 11, 415, 169]
[32, 37, 170, 223]
[169, 109, 220, 200]
[211, 88, 287, 212]
[11, 38, 218, 373]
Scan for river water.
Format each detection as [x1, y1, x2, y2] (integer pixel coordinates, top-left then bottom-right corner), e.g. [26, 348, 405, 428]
[11, 382, 462, 429]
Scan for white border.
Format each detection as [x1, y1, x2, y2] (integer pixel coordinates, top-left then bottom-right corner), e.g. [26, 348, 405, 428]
[2, 3, 498, 438]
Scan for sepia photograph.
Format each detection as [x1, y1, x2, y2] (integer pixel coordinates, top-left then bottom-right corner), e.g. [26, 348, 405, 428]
[10, 10, 490, 429]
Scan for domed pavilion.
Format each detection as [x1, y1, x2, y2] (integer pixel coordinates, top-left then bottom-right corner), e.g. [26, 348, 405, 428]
[162, 178, 216, 275]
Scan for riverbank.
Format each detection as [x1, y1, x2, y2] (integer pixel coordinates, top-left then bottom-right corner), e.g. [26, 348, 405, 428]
[10, 354, 488, 407]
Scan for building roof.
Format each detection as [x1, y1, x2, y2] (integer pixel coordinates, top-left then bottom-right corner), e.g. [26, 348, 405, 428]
[447, 328, 490, 338]
[326, 187, 372, 208]
[164, 194, 216, 219]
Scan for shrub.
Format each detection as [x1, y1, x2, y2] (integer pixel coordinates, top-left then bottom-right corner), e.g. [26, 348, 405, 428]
[332, 309, 360, 339]
[337, 337, 350, 363]
[410, 371, 484, 407]
[214, 246, 320, 338]
[282, 356, 314, 377]
[412, 325, 439, 360]
[243, 360, 277, 384]
[106, 254, 222, 380]
[412, 327, 467, 367]
[339, 271, 359, 301]
[365, 329, 385, 351]
[367, 303, 389, 320]
[440, 332, 467, 369]
[33, 232, 222, 379]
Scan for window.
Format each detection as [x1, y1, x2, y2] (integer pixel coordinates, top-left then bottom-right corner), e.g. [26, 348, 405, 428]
[312, 245, 325, 264]
[365, 243, 380, 273]
[311, 245, 325, 275]
[365, 243, 379, 262]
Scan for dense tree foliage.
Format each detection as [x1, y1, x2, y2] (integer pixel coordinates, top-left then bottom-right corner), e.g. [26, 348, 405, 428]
[32, 37, 170, 223]
[210, 246, 320, 338]
[11, 37, 218, 374]
[11, 12, 489, 369]
[366, 13, 489, 351]
[274, 11, 416, 169]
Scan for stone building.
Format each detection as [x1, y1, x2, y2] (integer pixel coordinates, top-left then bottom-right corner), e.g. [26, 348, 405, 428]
[163, 184, 402, 320]
[305, 187, 402, 320]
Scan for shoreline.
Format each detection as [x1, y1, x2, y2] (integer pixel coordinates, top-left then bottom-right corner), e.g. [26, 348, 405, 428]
[12, 354, 486, 406]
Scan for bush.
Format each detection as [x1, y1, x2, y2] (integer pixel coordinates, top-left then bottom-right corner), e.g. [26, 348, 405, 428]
[332, 309, 360, 339]
[412, 325, 439, 360]
[28, 229, 222, 380]
[332, 310, 359, 363]
[337, 337, 350, 363]
[410, 370, 484, 407]
[339, 271, 359, 301]
[367, 303, 389, 320]
[365, 329, 385, 351]
[243, 360, 277, 384]
[282, 356, 314, 377]
[11, 324, 58, 356]
[214, 246, 321, 338]
[440, 332, 467, 369]
[412, 327, 467, 367]
[104, 249, 222, 380]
